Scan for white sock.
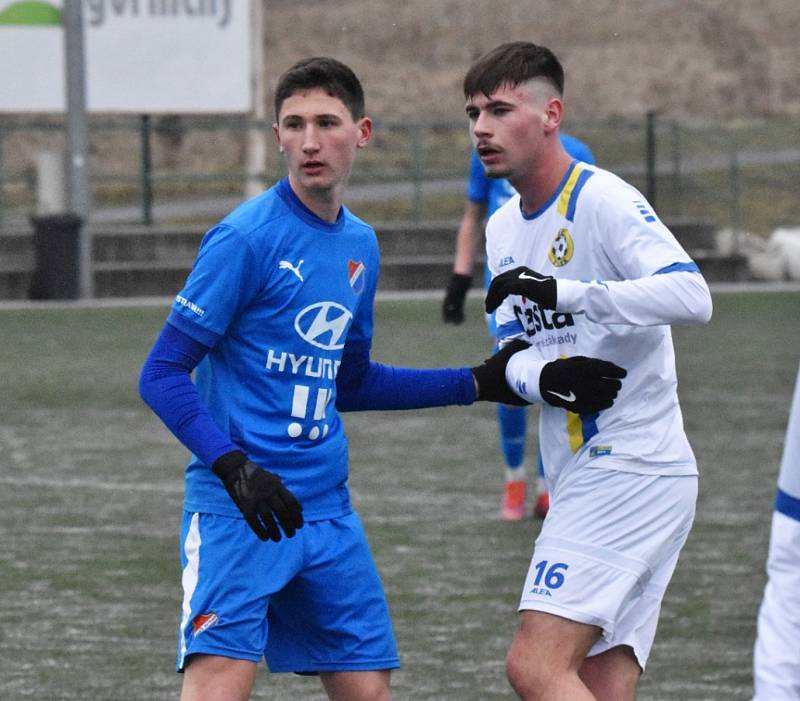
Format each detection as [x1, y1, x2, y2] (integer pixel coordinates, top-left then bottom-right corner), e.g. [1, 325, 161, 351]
[505, 466, 526, 483]
[536, 476, 549, 495]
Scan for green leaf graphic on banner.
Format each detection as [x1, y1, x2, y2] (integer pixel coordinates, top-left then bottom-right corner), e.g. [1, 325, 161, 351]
[0, 1, 61, 26]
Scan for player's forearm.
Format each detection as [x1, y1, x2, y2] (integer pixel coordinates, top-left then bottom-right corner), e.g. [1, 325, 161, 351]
[452, 203, 484, 275]
[336, 347, 476, 410]
[503, 351, 548, 404]
[453, 224, 477, 275]
[139, 323, 238, 467]
[556, 270, 712, 327]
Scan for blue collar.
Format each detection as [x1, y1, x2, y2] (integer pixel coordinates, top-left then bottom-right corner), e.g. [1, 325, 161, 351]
[520, 161, 577, 221]
[276, 178, 346, 232]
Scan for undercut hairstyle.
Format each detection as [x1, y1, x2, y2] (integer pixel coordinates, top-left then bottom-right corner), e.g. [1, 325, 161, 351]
[463, 41, 565, 100]
[274, 57, 365, 121]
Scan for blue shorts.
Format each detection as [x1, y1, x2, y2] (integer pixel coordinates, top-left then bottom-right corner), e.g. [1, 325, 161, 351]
[177, 510, 400, 673]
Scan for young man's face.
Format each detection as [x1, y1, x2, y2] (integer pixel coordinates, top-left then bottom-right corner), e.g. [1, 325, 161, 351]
[273, 88, 371, 198]
[465, 81, 553, 181]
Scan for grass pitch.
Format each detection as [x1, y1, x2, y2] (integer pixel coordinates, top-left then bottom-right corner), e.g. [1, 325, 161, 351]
[0, 291, 798, 700]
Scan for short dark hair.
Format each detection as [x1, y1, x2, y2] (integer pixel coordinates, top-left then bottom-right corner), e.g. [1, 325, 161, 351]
[274, 57, 365, 121]
[463, 42, 564, 100]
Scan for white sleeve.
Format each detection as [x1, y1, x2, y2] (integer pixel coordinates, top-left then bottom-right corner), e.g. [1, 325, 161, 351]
[556, 270, 712, 326]
[486, 213, 524, 342]
[504, 348, 548, 404]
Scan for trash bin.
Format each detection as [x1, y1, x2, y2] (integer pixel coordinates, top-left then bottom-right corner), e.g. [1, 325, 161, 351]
[29, 213, 82, 300]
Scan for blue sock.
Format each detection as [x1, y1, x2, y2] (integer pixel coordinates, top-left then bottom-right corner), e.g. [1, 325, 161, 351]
[498, 404, 527, 470]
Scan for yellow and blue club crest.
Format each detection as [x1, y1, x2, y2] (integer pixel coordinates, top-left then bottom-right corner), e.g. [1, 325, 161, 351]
[548, 228, 574, 267]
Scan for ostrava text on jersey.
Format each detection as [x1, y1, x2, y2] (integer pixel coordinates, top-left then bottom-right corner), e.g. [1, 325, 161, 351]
[166, 178, 379, 521]
[488, 161, 699, 485]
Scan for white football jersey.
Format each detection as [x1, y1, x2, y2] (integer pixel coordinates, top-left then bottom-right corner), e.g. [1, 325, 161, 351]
[753, 364, 800, 700]
[487, 161, 709, 484]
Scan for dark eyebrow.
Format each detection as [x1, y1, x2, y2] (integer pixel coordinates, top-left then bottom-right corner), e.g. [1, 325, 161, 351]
[485, 99, 514, 109]
[465, 98, 514, 115]
[281, 112, 343, 124]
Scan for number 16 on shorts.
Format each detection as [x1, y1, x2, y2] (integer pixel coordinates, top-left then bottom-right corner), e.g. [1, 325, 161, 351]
[526, 559, 569, 598]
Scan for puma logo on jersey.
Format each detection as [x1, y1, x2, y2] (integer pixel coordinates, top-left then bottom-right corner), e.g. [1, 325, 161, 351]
[279, 260, 304, 282]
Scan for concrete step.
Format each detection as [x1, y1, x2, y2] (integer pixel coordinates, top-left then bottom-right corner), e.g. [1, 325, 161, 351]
[0, 217, 750, 299]
[0, 230, 35, 299]
[92, 226, 205, 263]
[668, 218, 718, 251]
[94, 264, 192, 298]
[692, 251, 749, 282]
[89, 222, 459, 262]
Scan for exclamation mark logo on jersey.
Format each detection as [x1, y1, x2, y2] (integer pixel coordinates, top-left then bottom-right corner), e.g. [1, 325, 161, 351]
[287, 384, 332, 440]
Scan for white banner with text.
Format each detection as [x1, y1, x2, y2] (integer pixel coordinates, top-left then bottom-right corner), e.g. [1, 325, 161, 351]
[0, 0, 251, 113]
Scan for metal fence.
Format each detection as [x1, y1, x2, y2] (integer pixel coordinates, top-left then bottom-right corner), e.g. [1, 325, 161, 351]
[1, 112, 798, 235]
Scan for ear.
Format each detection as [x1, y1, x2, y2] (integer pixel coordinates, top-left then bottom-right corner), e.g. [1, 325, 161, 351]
[542, 97, 563, 134]
[272, 123, 284, 153]
[356, 117, 373, 149]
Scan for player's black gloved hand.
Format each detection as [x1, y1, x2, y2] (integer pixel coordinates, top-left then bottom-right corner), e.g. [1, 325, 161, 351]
[485, 266, 557, 314]
[471, 339, 532, 406]
[539, 356, 627, 414]
[442, 273, 473, 324]
[212, 451, 304, 542]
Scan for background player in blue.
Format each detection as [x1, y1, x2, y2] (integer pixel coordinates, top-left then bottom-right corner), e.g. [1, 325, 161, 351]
[139, 57, 527, 701]
[443, 136, 595, 521]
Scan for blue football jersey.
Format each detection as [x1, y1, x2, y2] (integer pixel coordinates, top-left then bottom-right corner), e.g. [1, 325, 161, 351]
[167, 178, 380, 521]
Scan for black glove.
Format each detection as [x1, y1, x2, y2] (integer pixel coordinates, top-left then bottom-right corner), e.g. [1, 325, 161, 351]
[212, 451, 304, 542]
[471, 339, 532, 405]
[485, 266, 557, 314]
[539, 356, 627, 414]
[442, 273, 472, 324]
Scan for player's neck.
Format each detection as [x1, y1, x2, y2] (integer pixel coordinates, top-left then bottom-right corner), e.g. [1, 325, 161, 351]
[288, 175, 344, 223]
[514, 147, 573, 217]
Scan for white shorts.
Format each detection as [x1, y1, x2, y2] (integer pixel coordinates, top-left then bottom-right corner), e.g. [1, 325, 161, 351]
[753, 510, 800, 701]
[518, 465, 697, 670]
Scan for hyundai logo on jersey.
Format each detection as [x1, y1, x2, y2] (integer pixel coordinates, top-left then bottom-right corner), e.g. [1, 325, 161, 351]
[348, 260, 365, 294]
[294, 302, 353, 350]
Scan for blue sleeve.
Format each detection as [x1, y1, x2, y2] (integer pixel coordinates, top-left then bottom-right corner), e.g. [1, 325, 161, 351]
[560, 133, 596, 165]
[466, 149, 491, 203]
[167, 224, 262, 346]
[335, 341, 476, 411]
[138, 322, 238, 467]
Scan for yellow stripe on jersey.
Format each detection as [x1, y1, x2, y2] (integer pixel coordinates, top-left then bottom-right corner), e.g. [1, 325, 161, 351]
[566, 409, 601, 453]
[557, 165, 585, 219]
[560, 351, 601, 453]
[566, 410, 584, 453]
